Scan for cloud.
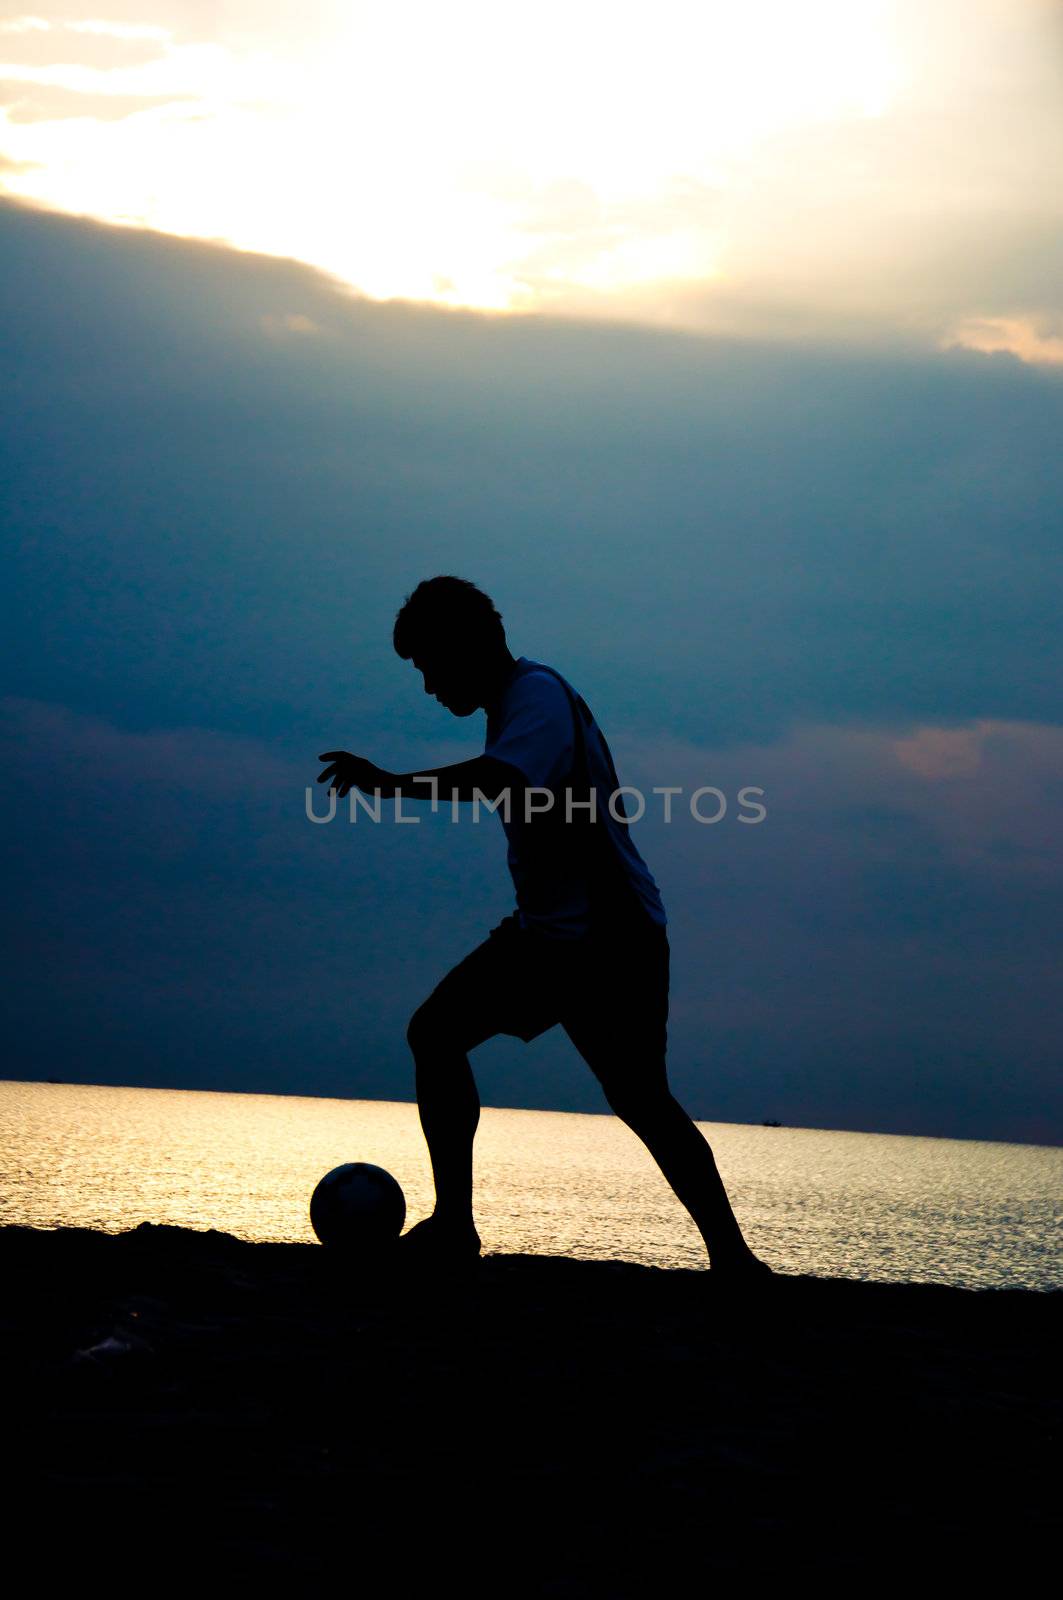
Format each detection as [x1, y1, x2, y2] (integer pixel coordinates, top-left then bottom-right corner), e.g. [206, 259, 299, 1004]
[1, 200, 1060, 1141]
[412, 1, 1063, 353]
[259, 311, 321, 338]
[0, 3, 348, 53]
[892, 725, 986, 781]
[614, 715, 1063, 1141]
[2, 2, 1061, 352]
[5, 689, 1060, 1140]
[0, 17, 170, 71]
[623, 716, 1063, 888]
[943, 316, 1063, 367]
[0, 695, 295, 799]
[0, 80, 188, 122]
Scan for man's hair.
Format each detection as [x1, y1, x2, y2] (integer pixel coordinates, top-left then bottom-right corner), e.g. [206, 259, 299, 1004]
[393, 575, 506, 660]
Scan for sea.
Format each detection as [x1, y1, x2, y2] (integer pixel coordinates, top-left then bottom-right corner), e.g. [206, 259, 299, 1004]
[2, 1080, 1059, 1291]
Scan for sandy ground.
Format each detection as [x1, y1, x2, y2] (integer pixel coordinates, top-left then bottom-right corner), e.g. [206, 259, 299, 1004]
[3, 1223, 1058, 1591]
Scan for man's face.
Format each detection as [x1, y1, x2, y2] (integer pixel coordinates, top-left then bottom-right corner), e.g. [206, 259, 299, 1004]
[411, 646, 482, 717]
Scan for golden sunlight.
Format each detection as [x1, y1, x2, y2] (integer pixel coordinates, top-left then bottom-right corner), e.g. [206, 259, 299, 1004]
[0, 2, 899, 310]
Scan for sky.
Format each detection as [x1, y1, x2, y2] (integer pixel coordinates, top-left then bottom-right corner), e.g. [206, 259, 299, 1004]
[3, 1, 1063, 352]
[2, 2, 1062, 1145]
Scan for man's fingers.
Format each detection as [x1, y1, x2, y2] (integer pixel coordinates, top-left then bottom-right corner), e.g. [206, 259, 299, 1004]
[316, 749, 374, 799]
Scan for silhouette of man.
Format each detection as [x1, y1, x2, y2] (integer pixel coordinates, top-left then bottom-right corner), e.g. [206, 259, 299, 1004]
[318, 576, 771, 1281]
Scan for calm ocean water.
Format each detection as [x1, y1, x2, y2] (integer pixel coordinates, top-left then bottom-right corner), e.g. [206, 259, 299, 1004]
[2, 1080, 1059, 1290]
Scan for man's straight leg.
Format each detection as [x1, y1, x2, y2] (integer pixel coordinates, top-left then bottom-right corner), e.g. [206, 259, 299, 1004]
[560, 924, 770, 1276]
[596, 1080, 763, 1271]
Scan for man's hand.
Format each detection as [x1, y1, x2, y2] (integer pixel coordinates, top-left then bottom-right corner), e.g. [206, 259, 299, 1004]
[317, 751, 394, 799]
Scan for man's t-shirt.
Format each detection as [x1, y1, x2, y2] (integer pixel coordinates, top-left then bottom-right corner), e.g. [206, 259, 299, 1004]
[483, 656, 667, 940]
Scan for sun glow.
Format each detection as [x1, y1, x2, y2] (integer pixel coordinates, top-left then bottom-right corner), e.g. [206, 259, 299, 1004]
[0, 2, 900, 311]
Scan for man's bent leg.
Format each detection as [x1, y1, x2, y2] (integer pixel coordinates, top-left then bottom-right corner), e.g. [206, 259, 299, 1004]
[403, 918, 544, 1254]
[406, 1000, 492, 1231]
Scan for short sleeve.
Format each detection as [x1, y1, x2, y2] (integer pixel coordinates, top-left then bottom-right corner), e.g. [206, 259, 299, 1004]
[484, 670, 575, 790]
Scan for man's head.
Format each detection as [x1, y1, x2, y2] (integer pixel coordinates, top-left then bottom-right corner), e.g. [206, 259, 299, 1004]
[393, 575, 512, 716]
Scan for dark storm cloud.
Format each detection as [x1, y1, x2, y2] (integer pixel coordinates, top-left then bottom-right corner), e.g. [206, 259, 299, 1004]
[2, 198, 1060, 1143]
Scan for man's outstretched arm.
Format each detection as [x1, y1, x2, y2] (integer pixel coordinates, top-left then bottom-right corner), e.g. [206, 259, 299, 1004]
[317, 750, 527, 804]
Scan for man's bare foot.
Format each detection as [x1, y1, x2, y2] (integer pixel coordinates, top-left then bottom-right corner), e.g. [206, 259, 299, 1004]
[710, 1246, 774, 1283]
[395, 1213, 482, 1268]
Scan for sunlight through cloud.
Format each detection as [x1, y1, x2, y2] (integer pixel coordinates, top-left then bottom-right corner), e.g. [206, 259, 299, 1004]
[1, 1, 1061, 353]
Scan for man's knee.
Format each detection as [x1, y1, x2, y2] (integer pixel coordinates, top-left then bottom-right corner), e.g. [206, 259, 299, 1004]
[408, 994, 477, 1058]
[602, 1075, 674, 1127]
[406, 999, 442, 1058]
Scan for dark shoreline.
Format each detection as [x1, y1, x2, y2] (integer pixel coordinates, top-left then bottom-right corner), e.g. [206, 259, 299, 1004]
[5, 1222, 1059, 1588]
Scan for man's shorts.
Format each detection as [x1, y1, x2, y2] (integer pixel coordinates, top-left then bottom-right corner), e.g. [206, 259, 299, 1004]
[414, 909, 670, 1100]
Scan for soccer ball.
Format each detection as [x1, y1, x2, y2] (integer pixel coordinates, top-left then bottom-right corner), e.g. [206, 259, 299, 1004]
[309, 1162, 407, 1251]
